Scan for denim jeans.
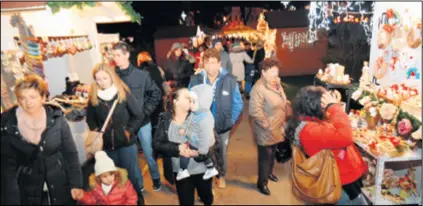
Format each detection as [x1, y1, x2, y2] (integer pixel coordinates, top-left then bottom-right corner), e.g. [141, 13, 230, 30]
[138, 123, 161, 181]
[215, 131, 230, 177]
[245, 80, 253, 95]
[105, 144, 144, 195]
[336, 190, 367, 205]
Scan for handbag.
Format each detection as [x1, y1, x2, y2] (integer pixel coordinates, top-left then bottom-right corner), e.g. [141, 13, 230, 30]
[85, 99, 118, 156]
[291, 145, 342, 204]
[275, 139, 292, 163]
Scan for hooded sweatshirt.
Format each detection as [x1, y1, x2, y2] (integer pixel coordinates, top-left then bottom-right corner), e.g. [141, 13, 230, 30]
[186, 84, 216, 155]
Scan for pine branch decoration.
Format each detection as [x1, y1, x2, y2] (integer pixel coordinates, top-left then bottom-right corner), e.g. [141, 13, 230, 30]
[46, 1, 143, 24]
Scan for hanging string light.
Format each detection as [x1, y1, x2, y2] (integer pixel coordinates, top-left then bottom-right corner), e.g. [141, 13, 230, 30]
[308, 1, 374, 44]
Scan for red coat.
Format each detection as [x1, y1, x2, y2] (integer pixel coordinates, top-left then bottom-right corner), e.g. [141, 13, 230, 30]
[79, 168, 138, 205]
[299, 104, 366, 185]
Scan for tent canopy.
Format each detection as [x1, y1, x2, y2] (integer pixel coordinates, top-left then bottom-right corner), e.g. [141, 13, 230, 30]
[221, 20, 257, 35]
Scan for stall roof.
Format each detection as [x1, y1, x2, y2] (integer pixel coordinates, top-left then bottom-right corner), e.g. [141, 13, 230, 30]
[154, 25, 219, 39]
[265, 10, 309, 29]
[1, 2, 46, 11]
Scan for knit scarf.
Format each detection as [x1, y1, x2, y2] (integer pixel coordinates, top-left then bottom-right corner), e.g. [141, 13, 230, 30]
[98, 84, 118, 101]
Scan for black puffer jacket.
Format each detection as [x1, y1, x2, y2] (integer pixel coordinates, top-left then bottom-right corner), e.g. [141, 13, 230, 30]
[116, 64, 162, 127]
[1, 105, 82, 205]
[86, 93, 143, 151]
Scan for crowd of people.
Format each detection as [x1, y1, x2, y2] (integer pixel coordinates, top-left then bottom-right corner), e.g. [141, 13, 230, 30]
[1, 38, 368, 206]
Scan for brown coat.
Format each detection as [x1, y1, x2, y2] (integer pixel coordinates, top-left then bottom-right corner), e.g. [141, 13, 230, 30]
[249, 77, 291, 146]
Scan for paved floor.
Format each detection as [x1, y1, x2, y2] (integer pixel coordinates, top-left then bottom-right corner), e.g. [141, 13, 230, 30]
[139, 98, 305, 205]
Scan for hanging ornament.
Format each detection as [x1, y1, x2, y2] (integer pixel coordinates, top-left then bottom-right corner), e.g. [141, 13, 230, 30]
[407, 19, 422, 48]
[391, 26, 407, 52]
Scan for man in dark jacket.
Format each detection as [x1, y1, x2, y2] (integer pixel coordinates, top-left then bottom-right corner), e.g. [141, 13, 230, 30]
[112, 42, 162, 195]
[188, 48, 243, 189]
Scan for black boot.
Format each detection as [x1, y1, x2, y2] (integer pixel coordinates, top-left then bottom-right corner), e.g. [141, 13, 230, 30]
[268, 174, 279, 182]
[257, 184, 271, 196]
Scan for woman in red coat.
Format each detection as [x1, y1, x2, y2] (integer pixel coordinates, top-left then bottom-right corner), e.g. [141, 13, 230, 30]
[72, 151, 138, 205]
[286, 86, 367, 205]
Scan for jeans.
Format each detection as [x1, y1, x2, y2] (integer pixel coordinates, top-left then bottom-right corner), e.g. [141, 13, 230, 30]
[105, 144, 144, 196]
[336, 190, 367, 205]
[215, 131, 230, 177]
[138, 123, 161, 181]
[245, 80, 253, 95]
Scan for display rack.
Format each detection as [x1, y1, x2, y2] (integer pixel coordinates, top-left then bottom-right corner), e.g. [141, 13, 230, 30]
[355, 141, 422, 205]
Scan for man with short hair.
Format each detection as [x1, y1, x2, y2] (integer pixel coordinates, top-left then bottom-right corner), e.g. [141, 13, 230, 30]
[213, 39, 232, 74]
[112, 42, 162, 198]
[188, 48, 243, 189]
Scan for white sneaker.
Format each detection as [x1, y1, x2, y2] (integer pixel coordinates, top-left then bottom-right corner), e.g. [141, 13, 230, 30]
[176, 169, 190, 181]
[203, 167, 219, 180]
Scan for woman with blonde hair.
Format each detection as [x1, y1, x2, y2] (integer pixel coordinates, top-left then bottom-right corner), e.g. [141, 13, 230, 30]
[1, 74, 82, 205]
[85, 62, 145, 205]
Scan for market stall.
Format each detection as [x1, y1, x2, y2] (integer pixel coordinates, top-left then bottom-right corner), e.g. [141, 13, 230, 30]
[265, 10, 328, 76]
[1, 2, 133, 99]
[1, 2, 135, 164]
[98, 33, 120, 66]
[347, 3, 422, 205]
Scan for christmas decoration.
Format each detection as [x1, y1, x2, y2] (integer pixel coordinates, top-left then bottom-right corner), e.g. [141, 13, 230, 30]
[308, 2, 374, 43]
[47, 1, 143, 24]
[281, 31, 309, 52]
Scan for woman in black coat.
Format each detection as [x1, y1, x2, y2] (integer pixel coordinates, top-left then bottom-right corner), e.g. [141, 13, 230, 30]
[1, 75, 82, 205]
[164, 42, 194, 88]
[85, 63, 145, 205]
[137, 51, 165, 130]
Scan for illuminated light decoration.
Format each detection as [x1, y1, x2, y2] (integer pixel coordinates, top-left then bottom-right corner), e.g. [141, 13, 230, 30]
[308, 2, 374, 44]
[281, 1, 290, 8]
[281, 31, 309, 52]
[181, 11, 187, 21]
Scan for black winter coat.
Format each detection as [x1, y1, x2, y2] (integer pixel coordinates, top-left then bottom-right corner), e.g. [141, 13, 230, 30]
[1, 105, 82, 205]
[116, 64, 162, 127]
[86, 93, 143, 151]
[152, 112, 179, 184]
[164, 56, 194, 88]
[140, 61, 165, 129]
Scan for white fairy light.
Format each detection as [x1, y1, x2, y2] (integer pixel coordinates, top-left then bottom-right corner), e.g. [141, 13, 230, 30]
[181, 11, 187, 21]
[308, 1, 374, 43]
[281, 1, 290, 8]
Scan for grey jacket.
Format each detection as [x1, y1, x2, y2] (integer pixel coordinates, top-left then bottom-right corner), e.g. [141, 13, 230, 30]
[186, 84, 215, 154]
[168, 122, 207, 175]
[230, 46, 254, 82]
[221, 50, 232, 74]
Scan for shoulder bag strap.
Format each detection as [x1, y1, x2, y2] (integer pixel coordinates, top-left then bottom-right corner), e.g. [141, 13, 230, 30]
[100, 99, 118, 133]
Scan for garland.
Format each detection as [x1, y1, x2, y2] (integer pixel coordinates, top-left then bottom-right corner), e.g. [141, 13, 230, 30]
[46, 2, 96, 13]
[46, 1, 143, 24]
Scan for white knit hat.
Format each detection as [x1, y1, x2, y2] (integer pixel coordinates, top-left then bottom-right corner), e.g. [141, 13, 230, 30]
[94, 151, 117, 176]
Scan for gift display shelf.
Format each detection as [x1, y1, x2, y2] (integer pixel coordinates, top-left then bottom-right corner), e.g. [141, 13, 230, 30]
[355, 138, 422, 205]
[354, 141, 422, 162]
[362, 186, 421, 205]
